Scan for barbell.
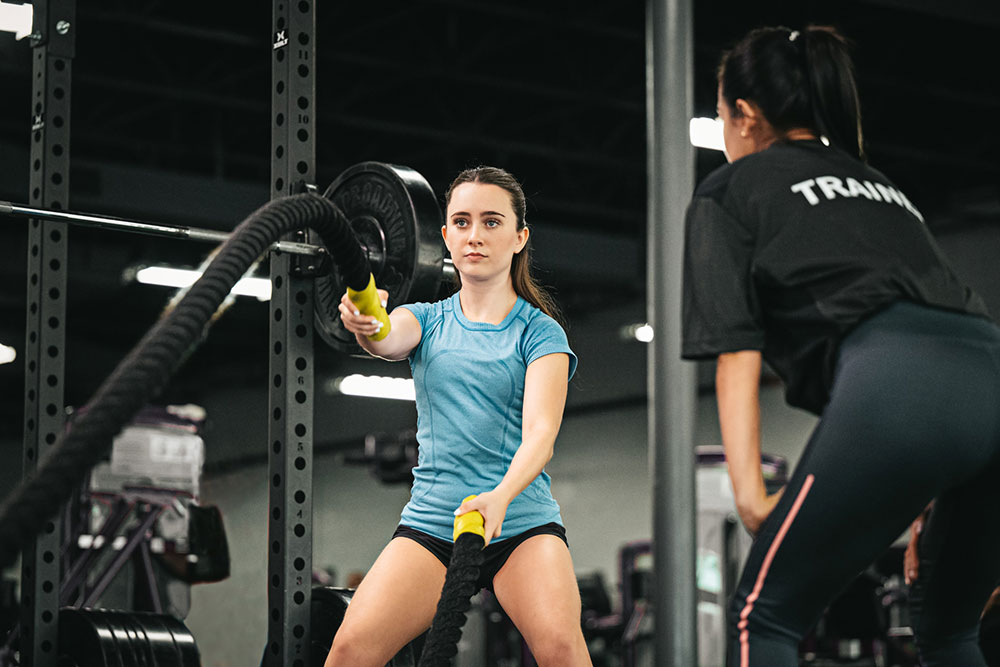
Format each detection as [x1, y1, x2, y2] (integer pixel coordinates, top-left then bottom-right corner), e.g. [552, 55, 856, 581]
[0, 161, 454, 354]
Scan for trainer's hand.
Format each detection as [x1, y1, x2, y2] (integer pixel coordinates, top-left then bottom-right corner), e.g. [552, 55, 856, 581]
[455, 491, 509, 547]
[740, 487, 784, 537]
[904, 505, 931, 586]
[338, 289, 388, 338]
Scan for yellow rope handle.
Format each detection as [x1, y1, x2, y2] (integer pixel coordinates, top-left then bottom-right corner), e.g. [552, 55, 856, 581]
[453, 495, 485, 542]
[347, 273, 391, 341]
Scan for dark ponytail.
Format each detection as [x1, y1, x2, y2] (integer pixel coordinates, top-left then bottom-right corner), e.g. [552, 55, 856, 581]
[718, 25, 865, 160]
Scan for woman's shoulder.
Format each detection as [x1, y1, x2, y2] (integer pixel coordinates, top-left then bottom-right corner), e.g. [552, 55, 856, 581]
[517, 301, 569, 340]
[399, 294, 453, 325]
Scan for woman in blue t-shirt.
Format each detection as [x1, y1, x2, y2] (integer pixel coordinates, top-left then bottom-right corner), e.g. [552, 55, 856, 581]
[324, 167, 591, 667]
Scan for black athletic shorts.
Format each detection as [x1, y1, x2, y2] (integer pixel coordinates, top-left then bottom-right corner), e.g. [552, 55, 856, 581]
[392, 522, 568, 592]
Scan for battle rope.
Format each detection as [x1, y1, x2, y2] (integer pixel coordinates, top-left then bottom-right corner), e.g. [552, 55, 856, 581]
[0, 193, 386, 568]
[417, 496, 486, 667]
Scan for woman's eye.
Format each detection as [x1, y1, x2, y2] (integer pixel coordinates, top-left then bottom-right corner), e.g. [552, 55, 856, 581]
[485, 219, 500, 227]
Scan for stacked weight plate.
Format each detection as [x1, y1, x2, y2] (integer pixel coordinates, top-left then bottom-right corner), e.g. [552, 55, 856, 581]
[57, 608, 199, 667]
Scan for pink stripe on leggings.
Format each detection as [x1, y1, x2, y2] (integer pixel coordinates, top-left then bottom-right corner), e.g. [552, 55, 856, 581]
[738, 473, 815, 667]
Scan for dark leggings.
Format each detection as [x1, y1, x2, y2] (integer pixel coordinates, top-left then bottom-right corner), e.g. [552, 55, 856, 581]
[729, 302, 1000, 666]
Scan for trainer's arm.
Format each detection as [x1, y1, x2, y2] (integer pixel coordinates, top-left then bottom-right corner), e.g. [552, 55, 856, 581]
[456, 352, 570, 545]
[338, 289, 421, 361]
[716, 350, 781, 534]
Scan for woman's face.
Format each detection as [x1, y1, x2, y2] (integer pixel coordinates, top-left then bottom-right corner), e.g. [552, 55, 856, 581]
[443, 182, 528, 283]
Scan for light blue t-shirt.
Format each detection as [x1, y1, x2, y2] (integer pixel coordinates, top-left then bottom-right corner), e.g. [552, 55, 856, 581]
[398, 292, 577, 542]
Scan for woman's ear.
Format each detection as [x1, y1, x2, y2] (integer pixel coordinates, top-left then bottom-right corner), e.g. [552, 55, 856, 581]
[514, 226, 530, 254]
[734, 98, 761, 137]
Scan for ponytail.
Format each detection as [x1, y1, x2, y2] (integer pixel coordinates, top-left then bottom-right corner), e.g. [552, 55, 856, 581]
[719, 25, 865, 160]
[800, 27, 864, 160]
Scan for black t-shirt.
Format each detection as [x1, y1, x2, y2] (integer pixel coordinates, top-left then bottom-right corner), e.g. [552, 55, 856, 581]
[681, 140, 990, 415]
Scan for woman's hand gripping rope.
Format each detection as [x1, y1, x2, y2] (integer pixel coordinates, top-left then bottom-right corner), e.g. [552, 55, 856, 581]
[339, 274, 390, 339]
[417, 495, 486, 667]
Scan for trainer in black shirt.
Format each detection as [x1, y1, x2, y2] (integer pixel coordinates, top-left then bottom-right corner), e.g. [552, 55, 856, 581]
[683, 138, 987, 414]
[678, 25, 1000, 667]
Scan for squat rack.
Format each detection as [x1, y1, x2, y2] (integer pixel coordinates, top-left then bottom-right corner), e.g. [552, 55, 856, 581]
[16, 1, 323, 665]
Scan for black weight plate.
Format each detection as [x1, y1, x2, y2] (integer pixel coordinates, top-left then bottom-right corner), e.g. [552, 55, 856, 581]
[118, 613, 152, 667]
[141, 612, 199, 667]
[316, 162, 444, 354]
[101, 611, 133, 667]
[58, 608, 115, 667]
[116, 613, 147, 667]
[92, 610, 126, 667]
[162, 614, 200, 667]
[134, 612, 185, 667]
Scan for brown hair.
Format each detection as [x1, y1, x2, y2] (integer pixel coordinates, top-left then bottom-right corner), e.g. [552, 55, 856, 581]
[445, 166, 563, 324]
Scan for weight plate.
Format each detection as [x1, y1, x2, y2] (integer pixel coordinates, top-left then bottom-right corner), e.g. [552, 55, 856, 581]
[105, 612, 138, 667]
[164, 615, 200, 667]
[135, 612, 185, 667]
[118, 613, 152, 667]
[316, 162, 444, 354]
[58, 608, 111, 667]
[57, 608, 198, 667]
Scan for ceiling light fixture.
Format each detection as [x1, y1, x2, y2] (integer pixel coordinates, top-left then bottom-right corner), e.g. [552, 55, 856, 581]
[0, 2, 33, 40]
[620, 323, 654, 343]
[689, 117, 725, 152]
[327, 374, 415, 401]
[0, 343, 16, 365]
[131, 266, 272, 301]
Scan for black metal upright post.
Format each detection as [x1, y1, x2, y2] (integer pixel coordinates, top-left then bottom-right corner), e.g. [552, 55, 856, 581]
[266, 1, 317, 665]
[646, 0, 697, 664]
[20, 1, 75, 665]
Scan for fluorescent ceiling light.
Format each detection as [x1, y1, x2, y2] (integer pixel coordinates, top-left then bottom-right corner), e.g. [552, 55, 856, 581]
[689, 117, 725, 152]
[328, 374, 415, 401]
[620, 323, 654, 343]
[0, 2, 33, 40]
[133, 266, 272, 301]
[0, 343, 15, 365]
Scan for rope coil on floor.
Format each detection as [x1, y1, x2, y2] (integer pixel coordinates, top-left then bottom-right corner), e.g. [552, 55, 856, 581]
[0, 193, 371, 569]
[418, 496, 486, 667]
